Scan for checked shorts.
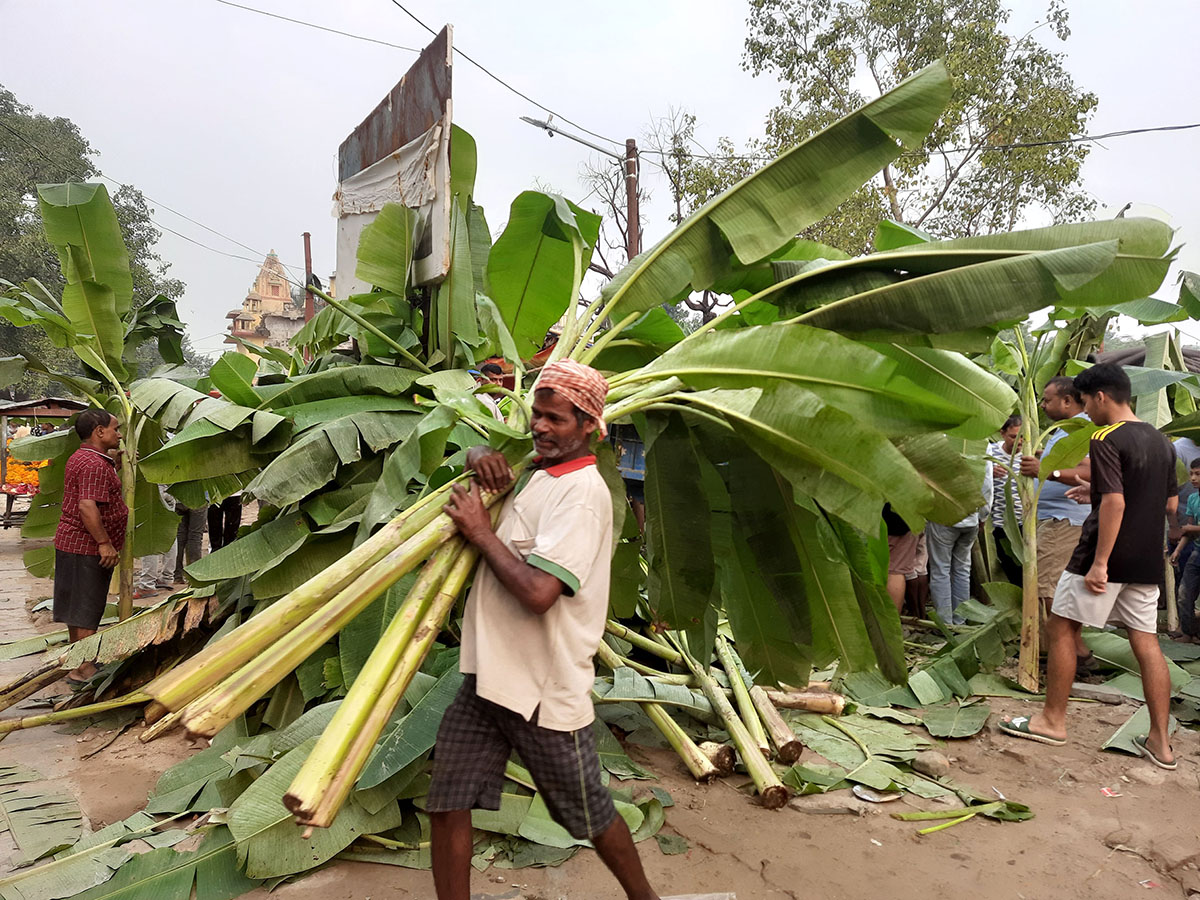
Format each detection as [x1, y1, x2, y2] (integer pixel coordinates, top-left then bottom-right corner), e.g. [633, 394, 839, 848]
[427, 675, 617, 841]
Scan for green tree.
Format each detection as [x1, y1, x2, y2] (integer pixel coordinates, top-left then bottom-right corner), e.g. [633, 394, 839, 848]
[0, 84, 198, 397]
[659, 0, 1097, 255]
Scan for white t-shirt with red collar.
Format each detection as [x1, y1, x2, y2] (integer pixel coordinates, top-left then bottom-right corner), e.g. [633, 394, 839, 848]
[459, 455, 613, 731]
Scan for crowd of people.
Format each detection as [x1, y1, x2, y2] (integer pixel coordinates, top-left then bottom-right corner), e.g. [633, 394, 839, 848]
[887, 365, 1183, 767]
[889, 372, 1196, 650]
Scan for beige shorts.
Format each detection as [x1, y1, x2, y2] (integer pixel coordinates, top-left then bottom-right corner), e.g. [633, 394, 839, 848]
[1050, 572, 1159, 634]
[888, 532, 920, 576]
[1037, 518, 1081, 597]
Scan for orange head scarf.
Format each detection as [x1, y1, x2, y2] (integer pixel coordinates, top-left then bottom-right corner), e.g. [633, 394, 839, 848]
[534, 360, 609, 439]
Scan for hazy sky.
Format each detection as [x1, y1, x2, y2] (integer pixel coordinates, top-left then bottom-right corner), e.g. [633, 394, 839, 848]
[3, 0, 1197, 357]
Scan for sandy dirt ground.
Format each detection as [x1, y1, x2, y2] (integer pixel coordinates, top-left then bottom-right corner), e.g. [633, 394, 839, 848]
[2, 525, 1198, 900]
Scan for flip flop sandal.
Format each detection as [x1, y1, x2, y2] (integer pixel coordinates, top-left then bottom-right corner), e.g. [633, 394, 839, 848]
[998, 715, 1067, 746]
[1133, 734, 1177, 771]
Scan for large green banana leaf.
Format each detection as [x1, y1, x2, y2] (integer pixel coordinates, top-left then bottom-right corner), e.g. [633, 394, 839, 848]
[790, 241, 1125, 335]
[626, 323, 1008, 438]
[677, 386, 934, 531]
[486, 191, 601, 357]
[226, 739, 402, 879]
[185, 515, 311, 584]
[65, 828, 256, 900]
[867, 343, 1017, 438]
[0, 279, 78, 349]
[37, 183, 133, 316]
[207, 352, 262, 407]
[600, 61, 952, 320]
[122, 295, 185, 366]
[433, 199, 479, 362]
[643, 415, 715, 644]
[36, 185, 131, 378]
[244, 412, 418, 507]
[356, 202, 416, 299]
[755, 219, 1173, 332]
[893, 433, 986, 525]
[251, 366, 421, 409]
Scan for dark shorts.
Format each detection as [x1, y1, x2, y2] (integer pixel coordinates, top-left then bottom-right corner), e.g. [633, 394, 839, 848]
[427, 676, 617, 841]
[53, 549, 110, 629]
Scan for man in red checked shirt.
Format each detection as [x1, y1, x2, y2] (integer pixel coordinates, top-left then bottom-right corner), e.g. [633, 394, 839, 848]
[54, 409, 127, 682]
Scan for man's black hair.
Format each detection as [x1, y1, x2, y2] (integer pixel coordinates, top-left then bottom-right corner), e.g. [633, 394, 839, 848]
[480, 363, 503, 376]
[1002, 413, 1022, 431]
[1190, 458, 1200, 470]
[75, 408, 114, 440]
[1073, 362, 1132, 405]
[1045, 375, 1083, 404]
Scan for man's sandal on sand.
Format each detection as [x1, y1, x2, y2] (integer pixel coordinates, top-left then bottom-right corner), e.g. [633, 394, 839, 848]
[998, 716, 1067, 746]
[1133, 734, 1177, 771]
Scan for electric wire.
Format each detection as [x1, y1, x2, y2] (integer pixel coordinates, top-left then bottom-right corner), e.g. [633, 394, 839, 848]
[210, 0, 419, 52]
[381, 0, 623, 149]
[1, 119, 306, 280]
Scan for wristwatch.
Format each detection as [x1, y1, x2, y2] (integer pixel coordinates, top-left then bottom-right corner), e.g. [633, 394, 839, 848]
[1052, 470, 1062, 481]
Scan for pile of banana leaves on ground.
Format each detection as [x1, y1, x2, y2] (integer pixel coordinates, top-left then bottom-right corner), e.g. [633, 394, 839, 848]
[0, 60, 1183, 898]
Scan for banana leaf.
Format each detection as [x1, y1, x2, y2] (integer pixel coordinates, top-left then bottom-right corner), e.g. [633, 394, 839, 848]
[207, 352, 261, 408]
[37, 184, 131, 377]
[0, 782, 83, 865]
[643, 414, 714, 641]
[64, 828, 256, 900]
[601, 61, 953, 320]
[244, 411, 418, 507]
[356, 202, 416, 299]
[630, 323, 990, 438]
[921, 700, 992, 738]
[679, 386, 934, 531]
[486, 191, 601, 357]
[226, 739, 402, 879]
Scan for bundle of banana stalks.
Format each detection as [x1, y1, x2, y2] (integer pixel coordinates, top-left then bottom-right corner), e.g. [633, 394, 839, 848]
[594, 621, 847, 811]
[141, 475, 509, 827]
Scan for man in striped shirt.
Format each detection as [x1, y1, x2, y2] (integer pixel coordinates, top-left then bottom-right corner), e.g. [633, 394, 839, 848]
[53, 409, 127, 682]
[986, 414, 1024, 584]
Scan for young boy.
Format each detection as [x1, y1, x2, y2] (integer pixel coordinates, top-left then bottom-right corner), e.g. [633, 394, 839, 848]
[1168, 458, 1200, 641]
[1000, 363, 1178, 770]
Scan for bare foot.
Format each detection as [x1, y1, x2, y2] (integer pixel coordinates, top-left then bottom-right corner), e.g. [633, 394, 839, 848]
[1143, 734, 1175, 766]
[1000, 712, 1067, 742]
[65, 661, 98, 683]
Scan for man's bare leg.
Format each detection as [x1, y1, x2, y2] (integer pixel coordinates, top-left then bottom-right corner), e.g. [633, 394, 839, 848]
[65, 626, 98, 681]
[1007, 613, 1076, 740]
[430, 809, 473, 900]
[1127, 629, 1175, 764]
[886, 573, 906, 612]
[591, 816, 659, 900]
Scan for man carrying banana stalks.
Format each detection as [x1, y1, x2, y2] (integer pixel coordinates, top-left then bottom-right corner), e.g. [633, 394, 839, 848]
[435, 359, 661, 900]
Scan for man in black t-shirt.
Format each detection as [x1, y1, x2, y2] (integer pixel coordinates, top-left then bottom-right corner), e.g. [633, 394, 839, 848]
[1000, 363, 1178, 770]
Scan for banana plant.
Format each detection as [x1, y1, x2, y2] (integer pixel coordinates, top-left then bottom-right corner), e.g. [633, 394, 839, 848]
[0, 61, 1184, 899]
[132, 62, 1170, 696]
[1, 184, 186, 617]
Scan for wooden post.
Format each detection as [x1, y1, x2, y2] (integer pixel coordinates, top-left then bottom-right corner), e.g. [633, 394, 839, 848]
[1016, 390, 1041, 692]
[1166, 553, 1179, 634]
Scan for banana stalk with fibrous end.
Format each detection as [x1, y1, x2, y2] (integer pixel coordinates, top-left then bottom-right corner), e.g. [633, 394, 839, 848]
[594, 640, 720, 783]
[714, 635, 770, 758]
[670, 633, 789, 810]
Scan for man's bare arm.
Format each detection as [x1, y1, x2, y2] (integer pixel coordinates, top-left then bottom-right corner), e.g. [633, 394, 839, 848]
[79, 499, 119, 567]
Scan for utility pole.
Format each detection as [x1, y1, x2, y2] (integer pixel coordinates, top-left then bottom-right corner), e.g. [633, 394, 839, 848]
[302, 232, 315, 323]
[302, 231, 314, 363]
[519, 117, 639, 265]
[624, 139, 640, 260]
